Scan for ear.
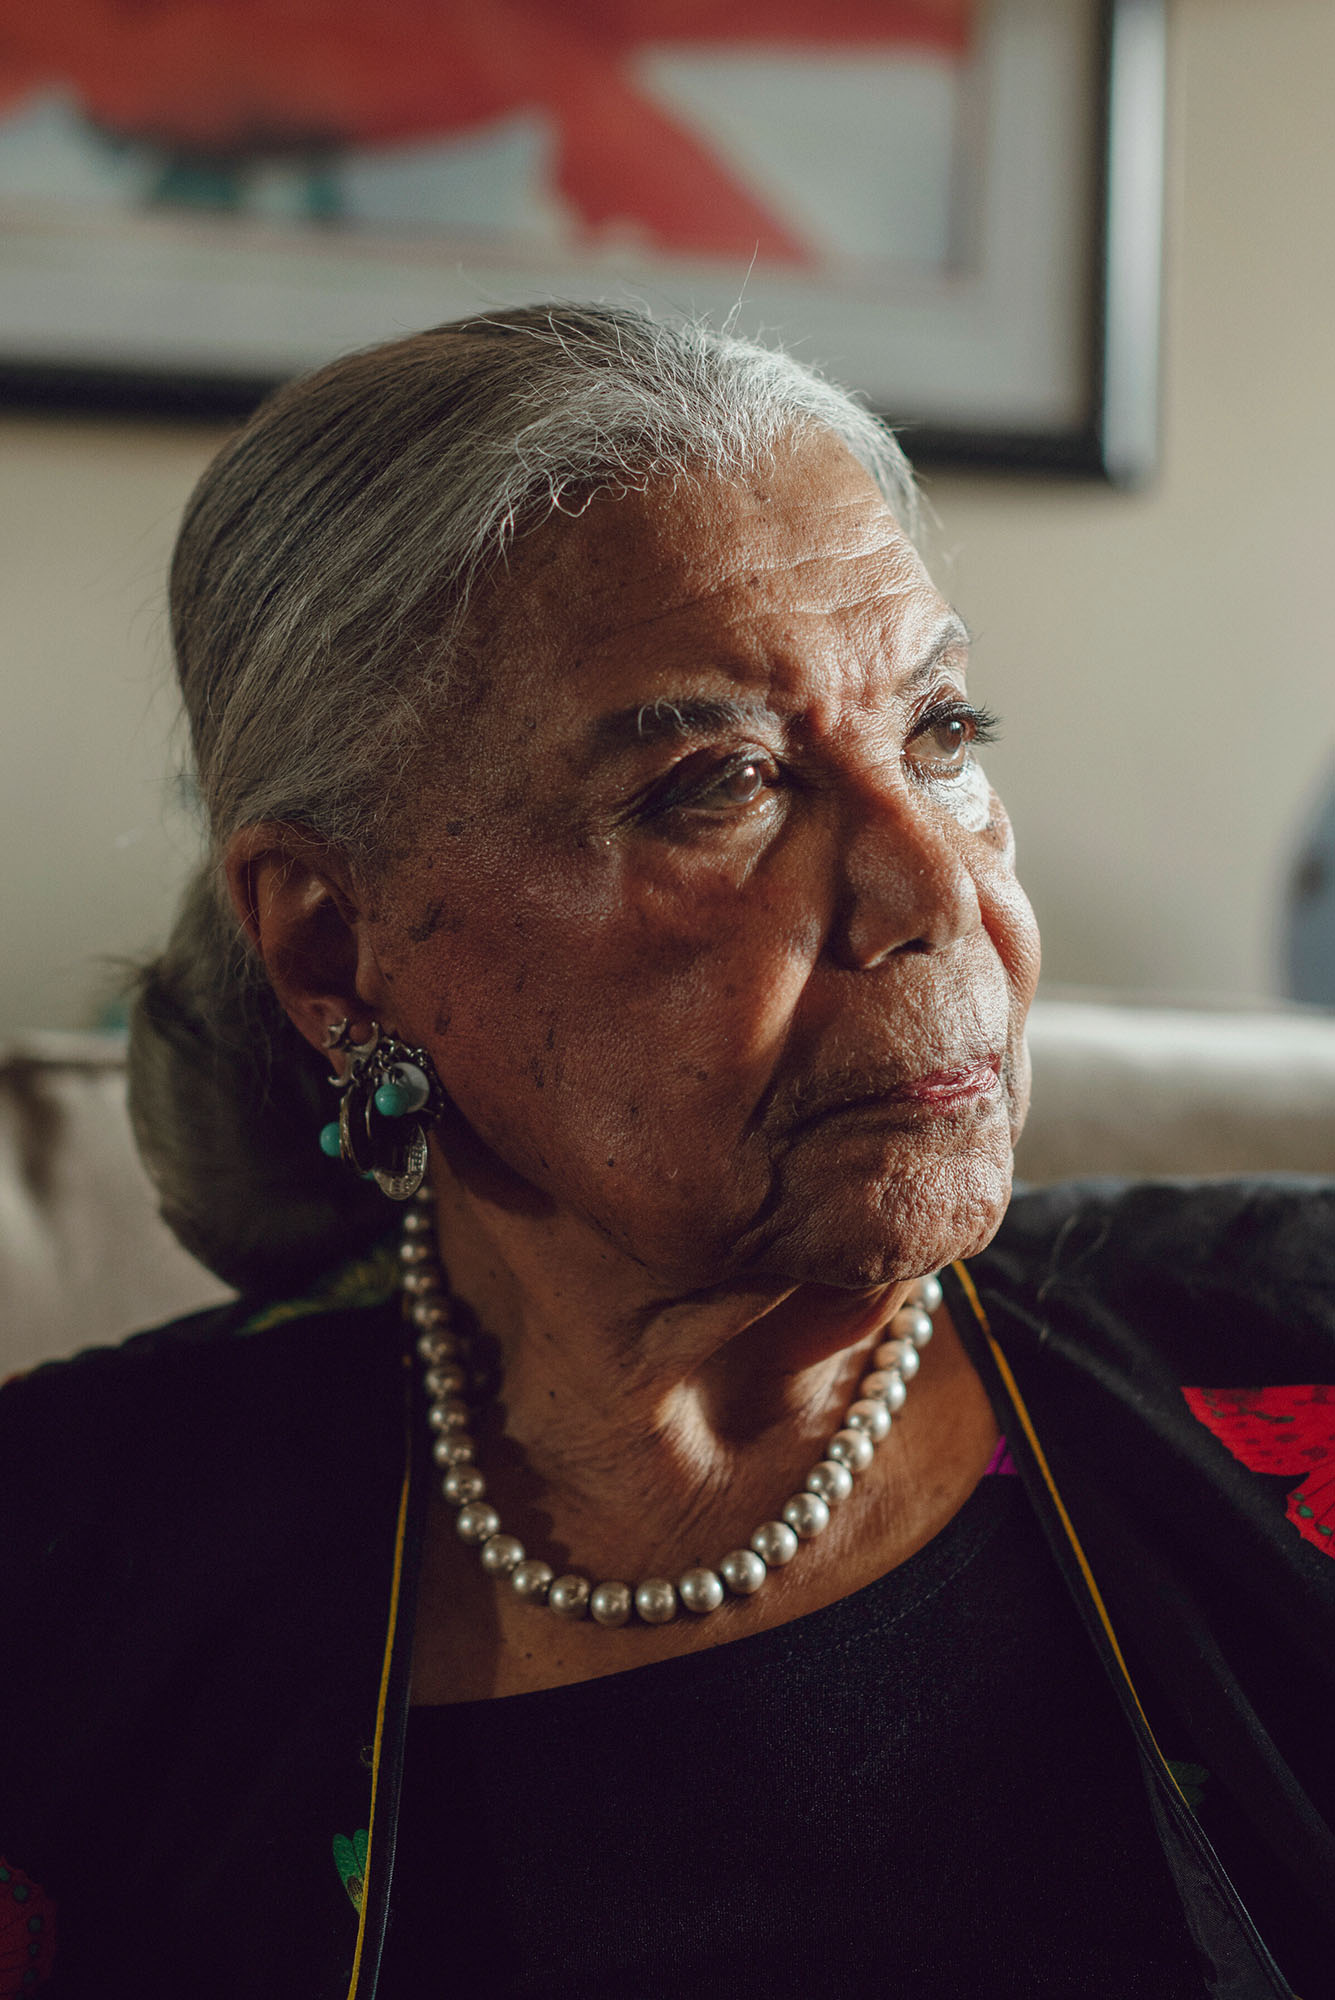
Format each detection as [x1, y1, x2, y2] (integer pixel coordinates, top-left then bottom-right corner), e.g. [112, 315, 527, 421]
[224, 823, 390, 1060]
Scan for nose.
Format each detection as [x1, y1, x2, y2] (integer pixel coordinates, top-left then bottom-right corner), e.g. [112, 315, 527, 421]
[826, 776, 982, 971]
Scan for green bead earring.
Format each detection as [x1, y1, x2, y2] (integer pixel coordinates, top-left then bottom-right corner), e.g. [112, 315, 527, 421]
[318, 1021, 444, 1200]
[373, 1063, 432, 1120]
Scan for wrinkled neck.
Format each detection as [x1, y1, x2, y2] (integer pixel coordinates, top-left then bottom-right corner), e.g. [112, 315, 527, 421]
[423, 1154, 910, 1569]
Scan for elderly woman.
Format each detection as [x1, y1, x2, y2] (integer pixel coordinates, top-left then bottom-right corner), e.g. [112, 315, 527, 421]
[1, 308, 1332, 2000]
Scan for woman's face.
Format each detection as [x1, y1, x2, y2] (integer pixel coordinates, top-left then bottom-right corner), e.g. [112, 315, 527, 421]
[372, 432, 1040, 1292]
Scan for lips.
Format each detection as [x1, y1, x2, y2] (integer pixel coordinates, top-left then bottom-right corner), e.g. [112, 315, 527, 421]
[890, 1058, 1002, 1106]
[782, 1052, 1004, 1132]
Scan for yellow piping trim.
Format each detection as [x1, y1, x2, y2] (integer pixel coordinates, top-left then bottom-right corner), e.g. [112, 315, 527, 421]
[950, 1259, 1190, 1811]
[344, 1413, 414, 2000]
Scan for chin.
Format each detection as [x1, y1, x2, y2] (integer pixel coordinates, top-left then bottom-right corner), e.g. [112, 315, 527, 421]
[748, 1133, 1016, 1292]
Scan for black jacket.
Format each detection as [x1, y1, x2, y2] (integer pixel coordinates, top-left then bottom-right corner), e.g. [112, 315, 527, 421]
[2, 1179, 1333, 1999]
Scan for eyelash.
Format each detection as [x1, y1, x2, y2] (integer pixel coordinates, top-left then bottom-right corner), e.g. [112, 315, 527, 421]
[908, 700, 1003, 761]
[641, 700, 1003, 821]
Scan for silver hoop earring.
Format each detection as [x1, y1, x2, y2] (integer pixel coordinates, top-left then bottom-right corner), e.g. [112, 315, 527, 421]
[317, 1019, 444, 1200]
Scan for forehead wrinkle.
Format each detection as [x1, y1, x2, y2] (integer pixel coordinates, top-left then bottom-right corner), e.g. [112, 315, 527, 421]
[567, 510, 922, 651]
[577, 586, 969, 736]
[583, 603, 969, 770]
[766, 600, 968, 738]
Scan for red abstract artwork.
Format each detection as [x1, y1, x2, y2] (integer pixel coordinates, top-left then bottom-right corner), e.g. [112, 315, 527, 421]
[0, 0, 973, 264]
[1183, 1385, 1335, 1559]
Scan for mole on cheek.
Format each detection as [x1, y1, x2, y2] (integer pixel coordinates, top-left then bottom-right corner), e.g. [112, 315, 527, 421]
[408, 897, 449, 944]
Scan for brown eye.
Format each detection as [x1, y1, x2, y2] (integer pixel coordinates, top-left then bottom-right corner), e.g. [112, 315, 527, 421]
[718, 759, 767, 804]
[907, 705, 988, 775]
[921, 716, 970, 766]
[642, 748, 785, 828]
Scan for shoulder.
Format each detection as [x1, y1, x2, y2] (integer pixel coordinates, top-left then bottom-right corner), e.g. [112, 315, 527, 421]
[2, 1288, 398, 1419]
[0, 1264, 410, 1968]
[987, 1174, 1335, 1278]
[0, 1249, 407, 1602]
[0, 1240, 403, 1441]
[967, 1176, 1335, 1380]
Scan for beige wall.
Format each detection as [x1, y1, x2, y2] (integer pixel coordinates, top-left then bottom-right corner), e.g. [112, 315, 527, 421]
[928, 0, 1335, 1000]
[2, 0, 1333, 1034]
[1, 417, 221, 1034]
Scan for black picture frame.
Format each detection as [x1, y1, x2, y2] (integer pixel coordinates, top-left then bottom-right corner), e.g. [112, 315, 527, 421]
[0, 0, 1165, 483]
[907, 0, 1165, 484]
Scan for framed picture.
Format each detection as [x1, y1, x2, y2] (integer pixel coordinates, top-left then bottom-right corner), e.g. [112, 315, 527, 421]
[0, 0, 1164, 481]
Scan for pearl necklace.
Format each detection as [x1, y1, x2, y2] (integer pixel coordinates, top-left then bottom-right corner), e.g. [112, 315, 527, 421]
[399, 1184, 942, 1629]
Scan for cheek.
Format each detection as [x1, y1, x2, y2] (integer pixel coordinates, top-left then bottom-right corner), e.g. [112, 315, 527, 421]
[925, 756, 992, 835]
[991, 866, 1042, 1003]
[974, 790, 1039, 973]
[1008, 1031, 1034, 1142]
[562, 879, 819, 1128]
[971, 793, 1041, 1134]
[406, 851, 822, 1187]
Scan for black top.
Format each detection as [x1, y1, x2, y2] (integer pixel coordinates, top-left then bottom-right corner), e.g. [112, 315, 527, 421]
[381, 1471, 1204, 1998]
[2, 1179, 1333, 1998]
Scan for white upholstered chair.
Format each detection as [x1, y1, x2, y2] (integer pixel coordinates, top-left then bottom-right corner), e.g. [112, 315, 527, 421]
[3, 1001, 1334, 1378]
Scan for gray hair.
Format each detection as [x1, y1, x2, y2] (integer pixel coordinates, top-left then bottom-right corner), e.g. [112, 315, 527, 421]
[131, 303, 919, 1292]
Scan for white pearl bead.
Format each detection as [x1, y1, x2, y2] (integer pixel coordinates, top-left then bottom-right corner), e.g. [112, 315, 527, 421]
[782, 1492, 830, 1539]
[845, 1398, 892, 1441]
[750, 1520, 799, 1567]
[423, 1363, 466, 1399]
[861, 1368, 908, 1411]
[415, 1325, 454, 1360]
[589, 1581, 633, 1627]
[434, 1433, 476, 1465]
[441, 1465, 485, 1504]
[426, 1397, 470, 1431]
[456, 1501, 500, 1545]
[719, 1548, 767, 1594]
[480, 1533, 525, 1574]
[908, 1273, 943, 1316]
[398, 1238, 433, 1266]
[827, 1428, 874, 1473]
[401, 1205, 432, 1233]
[806, 1459, 854, 1505]
[511, 1558, 554, 1602]
[401, 1268, 441, 1296]
[873, 1337, 920, 1380]
[890, 1305, 933, 1346]
[549, 1573, 591, 1619]
[678, 1567, 725, 1614]
[635, 1578, 678, 1624]
[412, 1299, 453, 1331]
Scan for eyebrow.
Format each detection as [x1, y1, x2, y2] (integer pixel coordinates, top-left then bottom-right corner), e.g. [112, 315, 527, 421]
[588, 609, 972, 759]
[588, 693, 770, 758]
[909, 610, 972, 684]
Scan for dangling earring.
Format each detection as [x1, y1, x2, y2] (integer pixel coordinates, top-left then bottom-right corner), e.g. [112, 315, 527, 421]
[317, 1019, 444, 1200]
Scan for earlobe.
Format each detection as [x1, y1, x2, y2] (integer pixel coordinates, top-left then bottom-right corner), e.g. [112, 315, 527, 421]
[222, 823, 376, 1059]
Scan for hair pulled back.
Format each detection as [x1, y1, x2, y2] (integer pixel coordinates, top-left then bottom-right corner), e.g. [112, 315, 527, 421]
[129, 303, 918, 1294]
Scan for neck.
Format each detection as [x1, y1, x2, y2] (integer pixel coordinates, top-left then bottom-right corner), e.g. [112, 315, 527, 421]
[427, 1162, 913, 1579]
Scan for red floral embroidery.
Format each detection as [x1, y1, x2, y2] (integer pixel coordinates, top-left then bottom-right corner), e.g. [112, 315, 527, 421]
[1183, 1385, 1335, 1558]
[0, 1859, 56, 1996]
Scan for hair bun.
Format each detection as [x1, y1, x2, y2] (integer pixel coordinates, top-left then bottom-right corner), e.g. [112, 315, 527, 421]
[127, 867, 387, 1296]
